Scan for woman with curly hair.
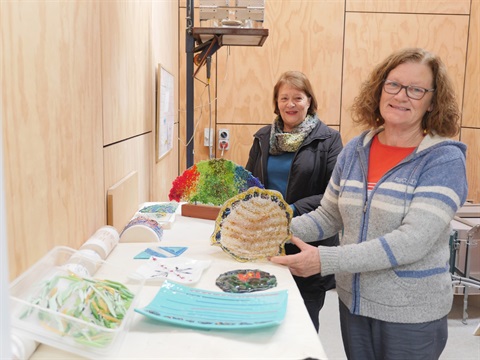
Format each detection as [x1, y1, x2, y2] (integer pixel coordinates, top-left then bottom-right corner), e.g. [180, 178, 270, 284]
[270, 48, 468, 359]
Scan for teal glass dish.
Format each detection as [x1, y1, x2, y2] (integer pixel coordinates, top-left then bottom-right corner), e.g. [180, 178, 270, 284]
[135, 280, 288, 330]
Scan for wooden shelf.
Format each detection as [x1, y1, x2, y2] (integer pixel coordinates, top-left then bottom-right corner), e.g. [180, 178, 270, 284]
[192, 27, 269, 47]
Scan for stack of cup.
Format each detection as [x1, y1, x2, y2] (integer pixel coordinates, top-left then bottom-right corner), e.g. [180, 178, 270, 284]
[11, 330, 38, 360]
[79, 226, 119, 259]
[64, 226, 120, 276]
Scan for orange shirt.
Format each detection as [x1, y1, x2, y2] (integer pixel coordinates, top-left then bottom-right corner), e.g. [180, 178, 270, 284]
[368, 135, 416, 191]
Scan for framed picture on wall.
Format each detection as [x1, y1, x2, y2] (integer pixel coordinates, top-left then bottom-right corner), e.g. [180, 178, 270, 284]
[156, 64, 175, 162]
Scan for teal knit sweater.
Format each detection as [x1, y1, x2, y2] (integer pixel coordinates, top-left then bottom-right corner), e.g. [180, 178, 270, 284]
[291, 128, 468, 323]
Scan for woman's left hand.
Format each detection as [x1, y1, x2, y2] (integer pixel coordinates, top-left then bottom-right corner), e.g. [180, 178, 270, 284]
[270, 235, 321, 277]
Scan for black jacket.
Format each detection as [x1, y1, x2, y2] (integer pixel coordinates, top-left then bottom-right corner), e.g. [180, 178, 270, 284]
[246, 120, 343, 216]
[245, 119, 343, 297]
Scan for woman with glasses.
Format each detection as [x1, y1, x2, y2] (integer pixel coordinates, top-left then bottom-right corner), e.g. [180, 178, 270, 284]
[246, 71, 343, 332]
[270, 48, 468, 359]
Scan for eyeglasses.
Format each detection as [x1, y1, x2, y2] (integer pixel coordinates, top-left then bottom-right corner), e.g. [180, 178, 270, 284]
[383, 80, 435, 100]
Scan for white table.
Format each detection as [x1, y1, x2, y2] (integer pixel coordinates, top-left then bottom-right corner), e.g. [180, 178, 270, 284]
[29, 215, 328, 359]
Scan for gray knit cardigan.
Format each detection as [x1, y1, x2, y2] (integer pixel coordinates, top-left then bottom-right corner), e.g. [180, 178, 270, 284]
[291, 128, 468, 323]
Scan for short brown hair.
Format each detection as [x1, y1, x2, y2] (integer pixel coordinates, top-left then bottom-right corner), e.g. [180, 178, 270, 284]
[350, 48, 460, 137]
[273, 71, 318, 116]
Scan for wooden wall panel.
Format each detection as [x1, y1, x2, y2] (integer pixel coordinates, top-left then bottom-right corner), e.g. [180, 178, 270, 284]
[216, 0, 345, 127]
[126, 1, 153, 135]
[462, 0, 480, 128]
[341, 12, 469, 143]
[103, 134, 152, 228]
[151, 0, 180, 200]
[461, 128, 480, 203]
[346, 0, 470, 14]
[107, 171, 138, 230]
[101, 1, 153, 146]
[1, 1, 104, 279]
[101, 2, 128, 145]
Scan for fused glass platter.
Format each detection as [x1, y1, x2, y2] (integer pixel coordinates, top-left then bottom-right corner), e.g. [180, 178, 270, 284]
[135, 280, 288, 330]
[130, 256, 210, 284]
[135, 202, 179, 229]
[168, 158, 263, 206]
[215, 269, 277, 293]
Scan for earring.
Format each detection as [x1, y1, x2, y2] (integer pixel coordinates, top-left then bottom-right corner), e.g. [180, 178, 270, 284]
[423, 128, 427, 135]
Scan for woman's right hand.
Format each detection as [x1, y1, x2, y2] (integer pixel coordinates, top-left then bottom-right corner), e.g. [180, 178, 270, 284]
[270, 235, 321, 277]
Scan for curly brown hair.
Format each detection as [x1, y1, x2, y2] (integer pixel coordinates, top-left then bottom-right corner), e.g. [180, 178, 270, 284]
[273, 71, 318, 116]
[350, 48, 460, 137]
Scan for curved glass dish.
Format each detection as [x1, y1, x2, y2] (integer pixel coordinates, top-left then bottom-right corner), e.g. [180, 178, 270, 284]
[168, 159, 264, 206]
[135, 280, 288, 330]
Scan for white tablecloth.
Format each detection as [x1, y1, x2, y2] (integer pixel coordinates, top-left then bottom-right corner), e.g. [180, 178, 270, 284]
[29, 214, 328, 359]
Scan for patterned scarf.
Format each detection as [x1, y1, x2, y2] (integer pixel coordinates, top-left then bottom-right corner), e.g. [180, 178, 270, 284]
[269, 114, 318, 155]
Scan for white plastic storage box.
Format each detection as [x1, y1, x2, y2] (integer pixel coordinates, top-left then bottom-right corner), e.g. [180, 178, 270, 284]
[9, 246, 144, 359]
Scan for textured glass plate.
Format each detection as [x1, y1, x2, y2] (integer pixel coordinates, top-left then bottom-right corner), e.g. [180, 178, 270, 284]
[135, 280, 288, 329]
[210, 187, 292, 262]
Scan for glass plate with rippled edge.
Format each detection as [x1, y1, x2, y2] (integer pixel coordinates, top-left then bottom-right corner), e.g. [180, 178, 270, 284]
[134, 280, 288, 330]
[210, 187, 292, 262]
